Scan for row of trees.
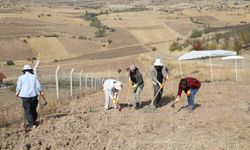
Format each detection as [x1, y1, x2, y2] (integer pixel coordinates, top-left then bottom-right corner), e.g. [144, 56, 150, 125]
[170, 30, 250, 54]
[82, 11, 115, 37]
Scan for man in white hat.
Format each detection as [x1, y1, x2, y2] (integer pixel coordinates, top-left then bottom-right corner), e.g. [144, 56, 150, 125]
[103, 79, 122, 110]
[16, 64, 44, 128]
[151, 58, 169, 108]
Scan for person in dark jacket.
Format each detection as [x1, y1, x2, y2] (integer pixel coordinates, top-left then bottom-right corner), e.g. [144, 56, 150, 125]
[172, 77, 201, 112]
[151, 58, 168, 108]
[129, 64, 144, 109]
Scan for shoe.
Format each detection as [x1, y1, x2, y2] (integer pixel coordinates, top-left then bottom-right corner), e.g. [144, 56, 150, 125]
[188, 107, 194, 113]
[29, 125, 37, 129]
[135, 103, 140, 110]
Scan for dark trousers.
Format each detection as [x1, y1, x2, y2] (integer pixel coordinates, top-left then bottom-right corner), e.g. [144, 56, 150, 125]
[21, 96, 38, 127]
[153, 85, 163, 106]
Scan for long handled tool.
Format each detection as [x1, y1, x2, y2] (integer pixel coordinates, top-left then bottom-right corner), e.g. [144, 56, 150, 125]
[150, 86, 163, 106]
[41, 96, 47, 105]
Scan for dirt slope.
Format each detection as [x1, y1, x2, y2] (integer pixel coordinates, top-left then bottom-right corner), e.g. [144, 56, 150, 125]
[1, 81, 250, 150]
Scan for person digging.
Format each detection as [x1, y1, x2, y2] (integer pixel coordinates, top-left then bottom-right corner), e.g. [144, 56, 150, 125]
[150, 58, 169, 108]
[16, 64, 44, 129]
[172, 77, 201, 112]
[129, 64, 144, 110]
[103, 79, 122, 111]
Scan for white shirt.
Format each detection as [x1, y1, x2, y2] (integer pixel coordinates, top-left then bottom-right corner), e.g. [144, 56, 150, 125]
[103, 79, 117, 90]
[103, 79, 118, 99]
[16, 72, 43, 98]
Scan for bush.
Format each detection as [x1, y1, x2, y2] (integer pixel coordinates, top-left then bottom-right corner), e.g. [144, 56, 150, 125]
[190, 30, 203, 38]
[169, 41, 182, 52]
[44, 34, 58, 37]
[6, 60, 15, 66]
[233, 37, 242, 54]
[192, 40, 203, 50]
[107, 39, 112, 44]
[78, 36, 87, 40]
[23, 39, 28, 43]
[47, 14, 52, 17]
[110, 28, 116, 32]
[152, 47, 157, 51]
[95, 27, 107, 37]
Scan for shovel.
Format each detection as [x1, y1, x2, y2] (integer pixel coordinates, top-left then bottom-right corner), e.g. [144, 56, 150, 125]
[41, 96, 47, 106]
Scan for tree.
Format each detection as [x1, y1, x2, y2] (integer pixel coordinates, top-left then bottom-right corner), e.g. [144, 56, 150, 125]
[192, 40, 203, 51]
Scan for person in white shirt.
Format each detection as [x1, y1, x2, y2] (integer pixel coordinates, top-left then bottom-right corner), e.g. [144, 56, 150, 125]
[103, 79, 122, 110]
[16, 64, 44, 128]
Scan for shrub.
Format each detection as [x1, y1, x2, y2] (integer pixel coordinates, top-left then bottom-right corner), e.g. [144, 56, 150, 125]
[47, 14, 52, 17]
[190, 30, 203, 38]
[233, 37, 242, 54]
[192, 40, 203, 50]
[152, 47, 157, 51]
[78, 36, 87, 40]
[117, 69, 122, 73]
[23, 39, 28, 43]
[169, 41, 182, 52]
[6, 60, 15, 66]
[110, 28, 116, 32]
[107, 39, 112, 44]
[95, 27, 107, 37]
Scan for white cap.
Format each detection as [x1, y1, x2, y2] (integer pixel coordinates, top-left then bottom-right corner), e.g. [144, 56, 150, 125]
[22, 64, 32, 71]
[114, 81, 122, 91]
[154, 58, 163, 66]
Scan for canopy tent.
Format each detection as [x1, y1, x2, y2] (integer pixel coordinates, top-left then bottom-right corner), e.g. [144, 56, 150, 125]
[178, 50, 237, 82]
[221, 56, 244, 81]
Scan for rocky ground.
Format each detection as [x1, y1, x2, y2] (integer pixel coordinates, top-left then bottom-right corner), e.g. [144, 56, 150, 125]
[1, 81, 250, 150]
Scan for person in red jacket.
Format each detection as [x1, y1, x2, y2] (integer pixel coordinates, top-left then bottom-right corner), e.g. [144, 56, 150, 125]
[172, 77, 201, 112]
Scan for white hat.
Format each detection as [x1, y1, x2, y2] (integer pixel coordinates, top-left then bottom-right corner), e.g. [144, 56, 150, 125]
[114, 81, 122, 91]
[154, 58, 163, 66]
[22, 64, 32, 71]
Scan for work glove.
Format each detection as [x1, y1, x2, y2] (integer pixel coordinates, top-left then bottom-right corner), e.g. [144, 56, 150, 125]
[186, 90, 191, 97]
[171, 97, 180, 108]
[132, 84, 137, 89]
[40, 91, 45, 97]
[15, 92, 19, 98]
[159, 83, 164, 89]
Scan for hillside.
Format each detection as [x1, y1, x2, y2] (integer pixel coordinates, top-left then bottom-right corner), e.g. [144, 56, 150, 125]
[1, 81, 249, 149]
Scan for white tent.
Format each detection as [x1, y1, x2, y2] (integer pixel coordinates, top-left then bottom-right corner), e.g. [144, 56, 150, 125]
[178, 50, 237, 82]
[221, 56, 244, 81]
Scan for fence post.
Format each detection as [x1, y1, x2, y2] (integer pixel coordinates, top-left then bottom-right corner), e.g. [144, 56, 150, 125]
[33, 60, 40, 76]
[91, 75, 94, 90]
[70, 68, 75, 97]
[95, 76, 98, 90]
[55, 65, 60, 99]
[79, 70, 83, 91]
[85, 74, 88, 91]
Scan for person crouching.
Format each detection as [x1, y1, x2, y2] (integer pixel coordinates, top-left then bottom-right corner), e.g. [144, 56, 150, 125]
[172, 77, 201, 112]
[103, 79, 122, 110]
